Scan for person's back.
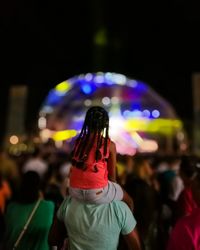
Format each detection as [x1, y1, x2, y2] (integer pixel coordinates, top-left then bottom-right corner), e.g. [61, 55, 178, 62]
[56, 197, 137, 250]
[4, 171, 54, 250]
[167, 169, 200, 250]
[125, 158, 158, 241]
[175, 186, 197, 220]
[175, 156, 198, 221]
[168, 208, 200, 250]
[4, 199, 54, 250]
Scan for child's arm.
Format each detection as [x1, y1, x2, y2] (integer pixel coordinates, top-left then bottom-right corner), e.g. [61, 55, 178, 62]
[107, 141, 117, 182]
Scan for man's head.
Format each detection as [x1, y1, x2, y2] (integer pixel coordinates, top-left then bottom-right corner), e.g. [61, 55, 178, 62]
[191, 169, 200, 207]
[180, 156, 197, 185]
[19, 171, 41, 203]
[133, 157, 153, 181]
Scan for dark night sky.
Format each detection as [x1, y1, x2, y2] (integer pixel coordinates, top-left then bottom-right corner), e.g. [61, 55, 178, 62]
[0, 0, 200, 137]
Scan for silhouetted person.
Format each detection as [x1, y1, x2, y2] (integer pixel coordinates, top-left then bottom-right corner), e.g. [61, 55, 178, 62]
[4, 171, 54, 250]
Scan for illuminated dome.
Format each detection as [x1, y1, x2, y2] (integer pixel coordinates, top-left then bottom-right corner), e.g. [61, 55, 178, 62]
[39, 72, 184, 155]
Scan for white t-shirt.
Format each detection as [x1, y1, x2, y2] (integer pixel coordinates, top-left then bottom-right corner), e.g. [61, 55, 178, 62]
[169, 175, 184, 201]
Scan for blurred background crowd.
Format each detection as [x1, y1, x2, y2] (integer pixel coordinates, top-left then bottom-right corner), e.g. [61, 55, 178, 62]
[0, 139, 200, 249]
[1, 0, 200, 249]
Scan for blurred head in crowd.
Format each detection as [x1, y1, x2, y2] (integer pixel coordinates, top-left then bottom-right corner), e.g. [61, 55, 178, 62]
[180, 156, 197, 186]
[133, 157, 154, 182]
[192, 170, 200, 207]
[19, 171, 40, 203]
[168, 156, 181, 171]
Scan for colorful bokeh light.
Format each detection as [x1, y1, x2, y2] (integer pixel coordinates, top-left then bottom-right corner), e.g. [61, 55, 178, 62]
[39, 72, 183, 155]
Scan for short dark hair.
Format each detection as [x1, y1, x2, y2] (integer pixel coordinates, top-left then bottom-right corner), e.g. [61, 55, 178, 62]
[180, 155, 197, 178]
[18, 171, 40, 203]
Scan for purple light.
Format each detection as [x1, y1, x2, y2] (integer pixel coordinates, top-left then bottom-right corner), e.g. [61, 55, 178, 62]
[152, 110, 160, 118]
[143, 109, 151, 118]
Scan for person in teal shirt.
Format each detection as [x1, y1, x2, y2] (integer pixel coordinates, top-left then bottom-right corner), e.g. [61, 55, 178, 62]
[4, 171, 55, 250]
[49, 197, 141, 250]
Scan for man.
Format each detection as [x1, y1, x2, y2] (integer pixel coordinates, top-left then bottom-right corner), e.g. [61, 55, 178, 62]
[49, 197, 141, 250]
[124, 157, 158, 248]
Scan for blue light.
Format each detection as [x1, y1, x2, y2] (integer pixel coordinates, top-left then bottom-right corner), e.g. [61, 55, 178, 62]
[85, 73, 93, 81]
[46, 90, 62, 105]
[131, 110, 142, 117]
[105, 73, 114, 85]
[123, 110, 131, 118]
[136, 82, 148, 93]
[131, 103, 141, 110]
[128, 80, 138, 88]
[152, 110, 160, 118]
[94, 75, 104, 84]
[123, 109, 143, 118]
[81, 84, 92, 94]
[143, 109, 151, 118]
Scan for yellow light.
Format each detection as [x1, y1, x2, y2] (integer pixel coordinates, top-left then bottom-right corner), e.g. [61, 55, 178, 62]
[10, 135, 19, 145]
[19, 143, 27, 151]
[116, 162, 125, 176]
[125, 118, 183, 135]
[173, 120, 182, 128]
[131, 132, 143, 145]
[55, 81, 71, 93]
[52, 130, 77, 141]
[94, 28, 107, 46]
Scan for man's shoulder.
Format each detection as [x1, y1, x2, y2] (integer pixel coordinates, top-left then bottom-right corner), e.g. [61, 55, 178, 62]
[59, 198, 131, 215]
[61, 198, 129, 212]
[111, 200, 132, 215]
[40, 199, 55, 210]
[112, 200, 129, 207]
[60, 196, 72, 207]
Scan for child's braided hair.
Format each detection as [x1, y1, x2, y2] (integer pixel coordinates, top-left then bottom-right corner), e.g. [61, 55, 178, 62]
[72, 106, 109, 171]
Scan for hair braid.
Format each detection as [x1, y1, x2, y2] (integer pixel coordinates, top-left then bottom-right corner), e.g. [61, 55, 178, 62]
[72, 106, 110, 171]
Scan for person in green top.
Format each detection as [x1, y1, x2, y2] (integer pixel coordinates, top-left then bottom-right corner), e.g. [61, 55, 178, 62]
[4, 171, 55, 250]
[49, 197, 141, 250]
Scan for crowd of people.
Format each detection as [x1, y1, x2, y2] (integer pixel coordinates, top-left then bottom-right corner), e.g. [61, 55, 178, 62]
[0, 106, 200, 249]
